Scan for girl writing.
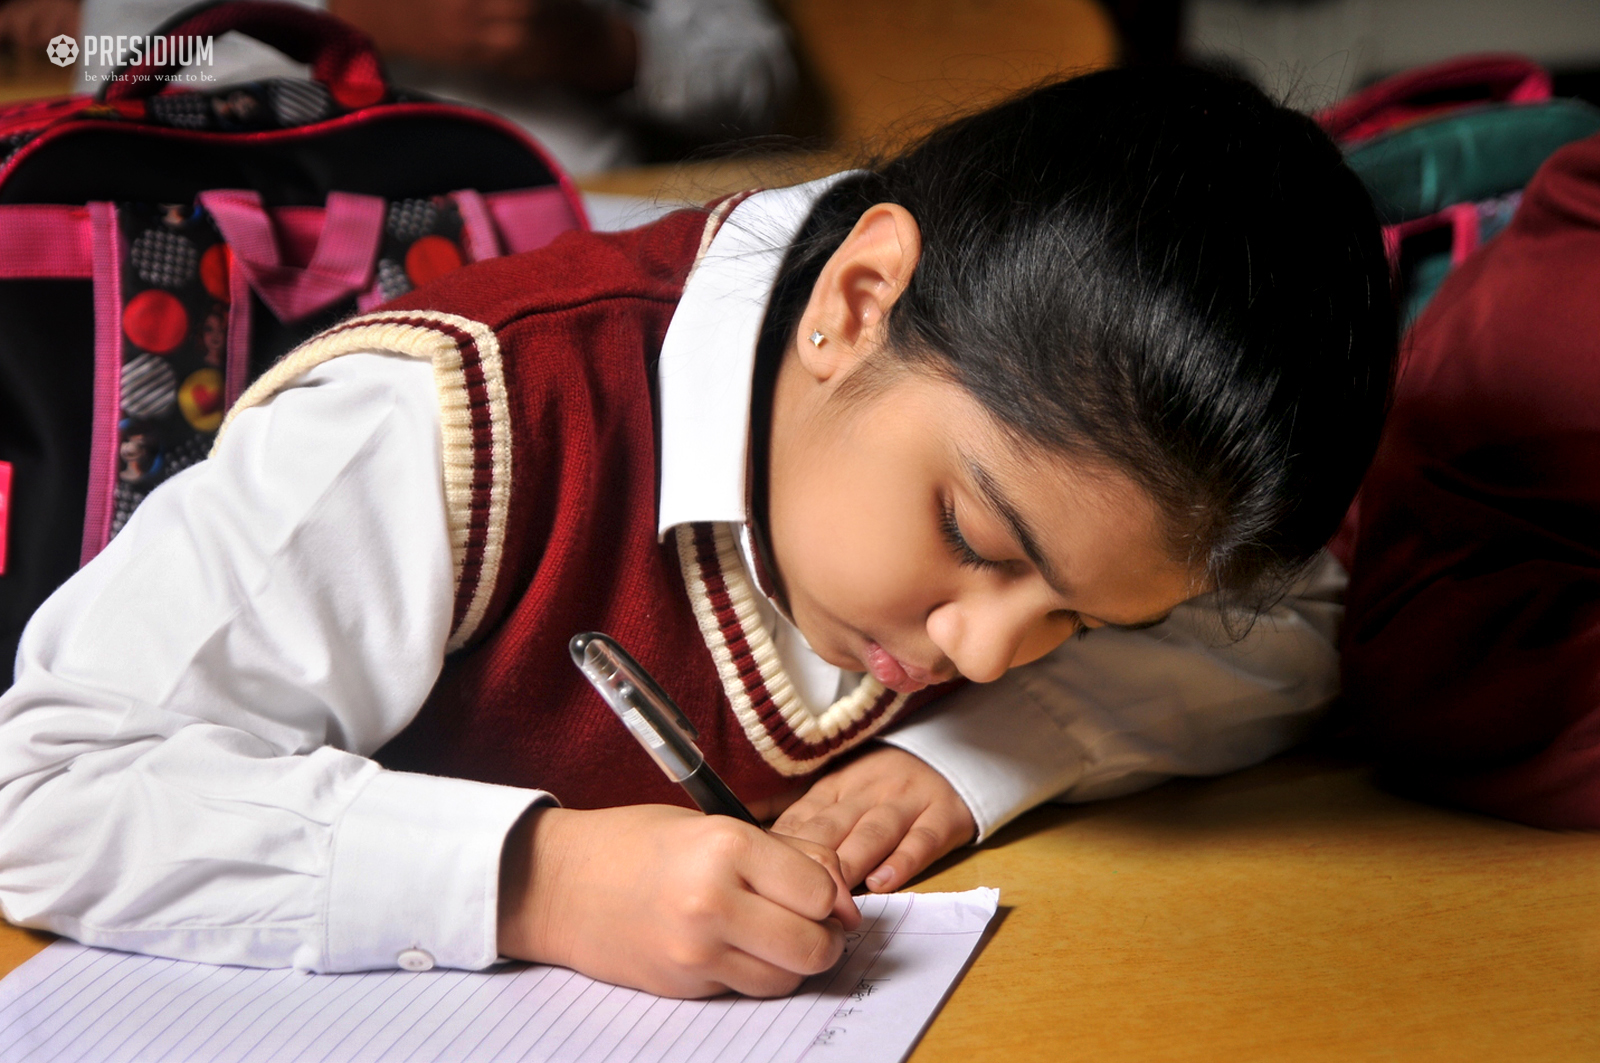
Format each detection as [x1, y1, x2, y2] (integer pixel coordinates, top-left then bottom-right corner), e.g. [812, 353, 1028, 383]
[0, 66, 1395, 998]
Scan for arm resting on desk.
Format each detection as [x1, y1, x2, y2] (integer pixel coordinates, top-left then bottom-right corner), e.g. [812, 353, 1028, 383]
[881, 555, 1347, 841]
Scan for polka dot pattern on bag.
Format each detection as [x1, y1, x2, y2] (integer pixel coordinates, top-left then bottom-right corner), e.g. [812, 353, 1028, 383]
[372, 196, 468, 303]
[112, 202, 232, 537]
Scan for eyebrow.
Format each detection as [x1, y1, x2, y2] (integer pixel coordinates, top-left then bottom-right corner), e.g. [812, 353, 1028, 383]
[964, 456, 1176, 631]
[966, 457, 1066, 592]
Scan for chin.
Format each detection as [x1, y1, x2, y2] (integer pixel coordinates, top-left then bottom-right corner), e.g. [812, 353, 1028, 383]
[815, 642, 864, 674]
[785, 605, 860, 673]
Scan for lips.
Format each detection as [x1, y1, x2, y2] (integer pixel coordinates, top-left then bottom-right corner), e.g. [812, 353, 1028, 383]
[861, 639, 936, 694]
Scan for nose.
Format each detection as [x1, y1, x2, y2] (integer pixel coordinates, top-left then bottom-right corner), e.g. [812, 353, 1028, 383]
[925, 585, 1062, 684]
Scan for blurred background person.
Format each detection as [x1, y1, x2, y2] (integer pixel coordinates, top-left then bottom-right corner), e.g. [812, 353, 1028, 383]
[68, 0, 797, 175]
[0, 0, 75, 52]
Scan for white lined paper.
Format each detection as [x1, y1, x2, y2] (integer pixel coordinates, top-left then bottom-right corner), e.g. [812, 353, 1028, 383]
[0, 888, 997, 1063]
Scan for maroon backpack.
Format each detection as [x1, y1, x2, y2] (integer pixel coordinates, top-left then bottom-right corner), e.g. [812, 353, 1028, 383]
[0, 0, 587, 681]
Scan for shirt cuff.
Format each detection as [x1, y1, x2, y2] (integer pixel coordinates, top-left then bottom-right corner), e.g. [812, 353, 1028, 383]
[319, 769, 551, 973]
[880, 675, 1085, 844]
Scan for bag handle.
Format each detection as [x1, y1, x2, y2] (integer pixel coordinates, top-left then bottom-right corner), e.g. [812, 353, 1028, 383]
[1318, 53, 1552, 145]
[198, 189, 385, 322]
[97, 0, 387, 108]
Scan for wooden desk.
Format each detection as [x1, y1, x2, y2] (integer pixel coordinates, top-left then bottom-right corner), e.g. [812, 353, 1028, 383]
[903, 756, 1600, 1062]
[3, 756, 1595, 1060]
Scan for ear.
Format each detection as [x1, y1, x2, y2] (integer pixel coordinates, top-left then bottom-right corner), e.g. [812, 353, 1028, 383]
[797, 203, 922, 384]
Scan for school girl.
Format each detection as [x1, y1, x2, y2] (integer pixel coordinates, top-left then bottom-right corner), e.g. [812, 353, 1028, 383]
[0, 67, 1396, 998]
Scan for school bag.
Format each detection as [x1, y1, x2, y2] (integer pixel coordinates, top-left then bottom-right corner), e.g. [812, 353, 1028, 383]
[1317, 53, 1600, 326]
[1317, 54, 1600, 566]
[0, 0, 588, 682]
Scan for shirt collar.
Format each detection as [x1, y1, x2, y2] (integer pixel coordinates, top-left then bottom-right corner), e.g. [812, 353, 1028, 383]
[655, 174, 852, 538]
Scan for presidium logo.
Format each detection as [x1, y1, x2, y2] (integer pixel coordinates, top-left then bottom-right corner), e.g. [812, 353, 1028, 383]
[44, 35, 217, 81]
[46, 35, 78, 67]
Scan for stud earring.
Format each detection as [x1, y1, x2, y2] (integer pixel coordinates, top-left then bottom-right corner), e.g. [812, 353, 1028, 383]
[809, 329, 825, 347]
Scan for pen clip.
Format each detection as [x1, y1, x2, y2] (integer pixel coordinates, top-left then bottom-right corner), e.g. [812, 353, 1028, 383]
[623, 654, 700, 743]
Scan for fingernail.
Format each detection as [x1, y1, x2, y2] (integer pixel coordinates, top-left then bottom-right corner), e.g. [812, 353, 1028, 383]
[866, 869, 892, 891]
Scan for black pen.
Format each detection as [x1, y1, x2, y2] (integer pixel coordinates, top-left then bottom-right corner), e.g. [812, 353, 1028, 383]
[569, 632, 760, 825]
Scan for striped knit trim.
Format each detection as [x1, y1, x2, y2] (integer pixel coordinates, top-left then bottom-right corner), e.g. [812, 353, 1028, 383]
[676, 522, 912, 776]
[683, 191, 758, 287]
[214, 309, 511, 652]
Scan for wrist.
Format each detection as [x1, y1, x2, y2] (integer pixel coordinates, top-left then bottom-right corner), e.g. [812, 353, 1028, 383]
[497, 805, 575, 965]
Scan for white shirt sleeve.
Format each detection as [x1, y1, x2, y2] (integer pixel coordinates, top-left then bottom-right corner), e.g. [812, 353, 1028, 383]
[0, 353, 545, 972]
[880, 555, 1348, 842]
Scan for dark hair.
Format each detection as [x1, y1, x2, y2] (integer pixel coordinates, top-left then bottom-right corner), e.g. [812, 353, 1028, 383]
[764, 66, 1397, 607]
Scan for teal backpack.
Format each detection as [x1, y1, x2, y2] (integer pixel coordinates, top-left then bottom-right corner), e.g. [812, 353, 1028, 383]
[1318, 54, 1600, 325]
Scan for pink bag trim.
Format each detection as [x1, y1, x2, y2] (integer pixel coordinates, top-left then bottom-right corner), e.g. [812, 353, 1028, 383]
[225, 247, 253, 408]
[82, 201, 121, 566]
[485, 187, 582, 255]
[269, 206, 330, 266]
[0, 204, 93, 278]
[0, 459, 11, 576]
[451, 189, 503, 263]
[1318, 53, 1551, 144]
[1382, 202, 1484, 272]
[199, 189, 384, 323]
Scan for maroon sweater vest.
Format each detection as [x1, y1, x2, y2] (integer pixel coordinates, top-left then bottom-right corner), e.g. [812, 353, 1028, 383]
[226, 204, 948, 810]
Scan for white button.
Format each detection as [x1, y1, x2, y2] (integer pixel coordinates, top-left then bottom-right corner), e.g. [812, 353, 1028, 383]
[397, 948, 435, 972]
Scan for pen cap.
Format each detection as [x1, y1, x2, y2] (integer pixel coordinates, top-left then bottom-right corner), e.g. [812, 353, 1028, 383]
[569, 633, 698, 739]
[569, 632, 704, 781]
[614, 681, 697, 781]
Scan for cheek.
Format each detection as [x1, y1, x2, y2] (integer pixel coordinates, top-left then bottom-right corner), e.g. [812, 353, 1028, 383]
[1010, 615, 1083, 669]
[776, 456, 944, 624]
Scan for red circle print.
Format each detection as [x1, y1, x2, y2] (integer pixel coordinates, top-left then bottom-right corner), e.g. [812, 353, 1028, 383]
[330, 78, 385, 110]
[122, 289, 189, 354]
[199, 244, 232, 302]
[404, 235, 464, 287]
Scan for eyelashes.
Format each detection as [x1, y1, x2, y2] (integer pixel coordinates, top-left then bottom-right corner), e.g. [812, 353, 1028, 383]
[939, 501, 1000, 571]
[941, 499, 1092, 641]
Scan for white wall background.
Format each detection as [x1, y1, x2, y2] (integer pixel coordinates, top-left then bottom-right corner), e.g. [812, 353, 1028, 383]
[1188, 0, 1600, 108]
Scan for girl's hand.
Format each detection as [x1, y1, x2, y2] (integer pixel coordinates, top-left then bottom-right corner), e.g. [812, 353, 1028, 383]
[772, 747, 977, 893]
[497, 804, 859, 998]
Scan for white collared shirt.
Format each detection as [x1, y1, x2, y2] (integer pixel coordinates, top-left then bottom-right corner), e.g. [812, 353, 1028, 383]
[655, 177, 862, 712]
[0, 182, 1345, 974]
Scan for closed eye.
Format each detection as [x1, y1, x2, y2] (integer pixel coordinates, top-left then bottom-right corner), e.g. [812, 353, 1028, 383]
[939, 500, 1000, 571]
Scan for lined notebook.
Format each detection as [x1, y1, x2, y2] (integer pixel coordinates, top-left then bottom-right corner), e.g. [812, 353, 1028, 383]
[0, 888, 997, 1063]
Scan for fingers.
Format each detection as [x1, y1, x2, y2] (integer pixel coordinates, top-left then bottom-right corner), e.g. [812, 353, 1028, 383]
[831, 804, 918, 887]
[861, 808, 965, 892]
[721, 890, 846, 983]
[663, 827, 849, 996]
[502, 804, 861, 1000]
[771, 746, 979, 890]
[735, 826, 851, 925]
[771, 785, 857, 852]
[703, 949, 808, 999]
[769, 834, 862, 930]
